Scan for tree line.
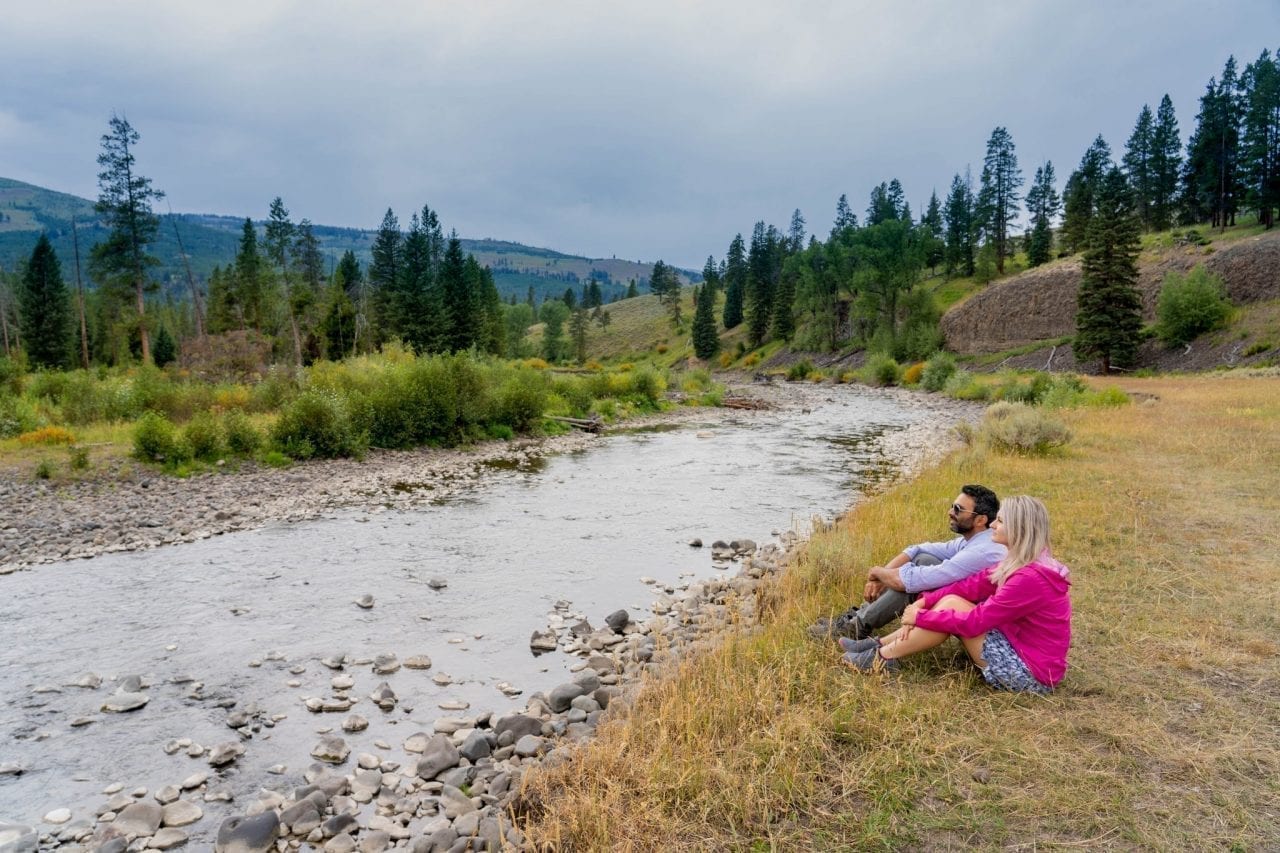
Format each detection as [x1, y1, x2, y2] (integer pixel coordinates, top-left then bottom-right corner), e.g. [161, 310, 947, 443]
[680, 48, 1279, 371]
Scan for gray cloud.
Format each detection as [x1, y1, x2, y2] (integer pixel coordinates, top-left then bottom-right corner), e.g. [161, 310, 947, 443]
[4, 0, 1274, 266]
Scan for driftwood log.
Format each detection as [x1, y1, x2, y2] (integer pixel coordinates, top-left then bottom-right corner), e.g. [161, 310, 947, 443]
[547, 415, 604, 433]
[721, 396, 771, 411]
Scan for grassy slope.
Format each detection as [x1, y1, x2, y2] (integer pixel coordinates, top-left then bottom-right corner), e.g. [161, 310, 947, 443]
[518, 374, 1280, 850]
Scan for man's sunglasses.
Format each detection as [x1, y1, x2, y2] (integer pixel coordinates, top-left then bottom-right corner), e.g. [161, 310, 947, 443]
[950, 503, 980, 515]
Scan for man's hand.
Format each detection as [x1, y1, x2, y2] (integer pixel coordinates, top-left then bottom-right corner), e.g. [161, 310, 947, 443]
[863, 579, 885, 602]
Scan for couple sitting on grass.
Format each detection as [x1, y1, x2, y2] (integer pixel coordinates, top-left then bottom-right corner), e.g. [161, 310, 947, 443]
[809, 485, 1071, 694]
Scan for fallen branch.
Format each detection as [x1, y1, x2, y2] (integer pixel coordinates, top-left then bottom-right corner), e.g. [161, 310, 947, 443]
[546, 415, 604, 433]
[721, 396, 772, 411]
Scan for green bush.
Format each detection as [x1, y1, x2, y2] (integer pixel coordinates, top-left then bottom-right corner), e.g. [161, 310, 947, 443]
[628, 367, 665, 407]
[0, 356, 23, 396]
[983, 402, 1072, 455]
[249, 369, 300, 412]
[0, 393, 40, 438]
[486, 423, 515, 441]
[132, 411, 191, 464]
[865, 354, 901, 387]
[787, 359, 815, 381]
[943, 369, 989, 400]
[260, 449, 292, 468]
[994, 371, 1053, 405]
[222, 410, 262, 456]
[67, 445, 90, 471]
[496, 371, 547, 432]
[1155, 267, 1232, 346]
[34, 458, 55, 480]
[183, 412, 225, 462]
[1083, 386, 1130, 407]
[271, 391, 364, 460]
[920, 352, 958, 392]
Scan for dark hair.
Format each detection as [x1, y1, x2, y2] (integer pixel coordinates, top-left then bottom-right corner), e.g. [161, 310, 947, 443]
[961, 484, 999, 523]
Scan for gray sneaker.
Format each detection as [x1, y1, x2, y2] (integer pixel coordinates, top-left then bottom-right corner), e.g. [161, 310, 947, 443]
[839, 636, 881, 654]
[840, 649, 901, 674]
[807, 610, 869, 642]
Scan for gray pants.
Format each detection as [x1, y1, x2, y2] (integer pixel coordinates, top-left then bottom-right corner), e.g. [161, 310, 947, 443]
[851, 552, 942, 632]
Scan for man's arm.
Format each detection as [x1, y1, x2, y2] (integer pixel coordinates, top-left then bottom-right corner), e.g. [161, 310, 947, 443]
[867, 551, 912, 593]
[898, 533, 1004, 594]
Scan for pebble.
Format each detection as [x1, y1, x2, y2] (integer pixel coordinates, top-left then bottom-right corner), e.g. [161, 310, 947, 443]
[43, 808, 71, 824]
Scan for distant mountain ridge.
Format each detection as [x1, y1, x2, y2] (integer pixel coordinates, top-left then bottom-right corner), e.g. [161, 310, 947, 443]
[0, 177, 694, 302]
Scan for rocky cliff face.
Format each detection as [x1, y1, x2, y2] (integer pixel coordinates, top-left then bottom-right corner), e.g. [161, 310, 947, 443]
[941, 230, 1280, 354]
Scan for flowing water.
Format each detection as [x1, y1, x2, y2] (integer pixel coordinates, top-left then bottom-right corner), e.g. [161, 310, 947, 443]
[0, 387, 940, 839]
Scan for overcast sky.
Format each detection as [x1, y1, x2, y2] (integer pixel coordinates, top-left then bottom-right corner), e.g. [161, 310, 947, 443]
[3, 1, 1273, 268]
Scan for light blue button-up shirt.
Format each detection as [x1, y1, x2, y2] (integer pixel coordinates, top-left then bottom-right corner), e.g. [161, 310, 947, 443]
[898, 528, 1006, 594]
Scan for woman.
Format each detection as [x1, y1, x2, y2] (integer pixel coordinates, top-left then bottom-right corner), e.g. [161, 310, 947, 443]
[840, 495, 1071, 693]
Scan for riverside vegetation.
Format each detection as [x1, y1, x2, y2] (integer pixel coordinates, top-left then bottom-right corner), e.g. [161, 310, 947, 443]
[514, 371, 1280, 849]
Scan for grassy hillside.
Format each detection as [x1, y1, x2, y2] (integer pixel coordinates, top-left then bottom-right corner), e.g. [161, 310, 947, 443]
[518, 373, 1280, 848]
[0, 177, 694, 302]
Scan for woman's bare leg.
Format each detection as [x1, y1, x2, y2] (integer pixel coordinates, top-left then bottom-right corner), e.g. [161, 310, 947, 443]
[879, 595, 984, 662]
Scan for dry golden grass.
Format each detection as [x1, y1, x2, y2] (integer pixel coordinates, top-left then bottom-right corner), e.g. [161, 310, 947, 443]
[516, 375, 1280, 851]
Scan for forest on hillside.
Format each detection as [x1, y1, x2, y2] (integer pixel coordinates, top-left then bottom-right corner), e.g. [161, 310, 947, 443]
[1, 49, 1276, 376]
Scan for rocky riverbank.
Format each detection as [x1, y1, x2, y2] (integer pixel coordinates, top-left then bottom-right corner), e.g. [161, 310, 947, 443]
[0, 381, 974, 575]
[2, 382, 982, 851]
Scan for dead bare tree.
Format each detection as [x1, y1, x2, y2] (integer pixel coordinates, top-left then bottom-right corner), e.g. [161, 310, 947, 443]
[71, 217, 90, 368]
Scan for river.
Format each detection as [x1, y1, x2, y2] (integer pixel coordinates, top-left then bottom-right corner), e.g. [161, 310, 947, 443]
[0, 384, 964, 844]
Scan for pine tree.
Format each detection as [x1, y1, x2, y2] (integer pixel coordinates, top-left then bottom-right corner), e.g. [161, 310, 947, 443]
[319, 272, 357, 360]
[232, 219, 267, 333]
[744, 222, 778, 347]
[701, 256, 721, 298]
[18, 234, 72, 368]
[398, 212, 434, 351]
[691, 280, 720, 360]
[152, 325, 176, 367]
[1025, 162, 1061, 267]
[769, 261, 796, 342]
[1150, 95, 1183, 231]
[1062, 135, 1112, 253]
[587, 280, 603, 308]
[569, 306, 589, 364]
[921, 190, 945, 272]
[1075, 167, 1143, 373]
[975, 127, 1022, 272]
[943, 170, 976, 276]
[1241, 49, 1280, 228]
[832, 193, 858, 237]
[649, 260, 681, 325]
[1122, 105, 1156, 227]
[336, 251, 362, 298]
[265, 197, 302, 364]
[562, 287, 576, 309]
[625, 279, 638, 299]
[369, 208, 401, 343]
[440, 233, 475, 352]
[787, 209, 806, 253]
[721, 234, 746, 328]
[90, 114, 164, 363]
[539, 300, 569, 362]
[1183, 58, 1244, 229]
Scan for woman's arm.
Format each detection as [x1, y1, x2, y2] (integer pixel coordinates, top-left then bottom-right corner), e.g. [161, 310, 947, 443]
[918, 567, 997, 610]
[914, 568, 1052, 637]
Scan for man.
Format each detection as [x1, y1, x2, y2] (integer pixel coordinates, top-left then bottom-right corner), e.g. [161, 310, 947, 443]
[808, 484, 1004, 642]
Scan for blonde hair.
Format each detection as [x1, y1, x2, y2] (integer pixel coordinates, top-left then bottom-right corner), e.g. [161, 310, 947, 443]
[990, 496, 1051, 586]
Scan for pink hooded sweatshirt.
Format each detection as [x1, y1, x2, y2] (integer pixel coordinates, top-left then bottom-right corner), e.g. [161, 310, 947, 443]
[912, 555, 1072, 687]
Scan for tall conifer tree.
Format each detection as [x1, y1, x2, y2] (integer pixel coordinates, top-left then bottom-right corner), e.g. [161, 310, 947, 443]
[1149, 95, 1183, 231]
[692, 281, 720, 360]
[1122, 105, 1156, 227]
[19, 234, 72, 368]
[1075, 167, 1143, 373]
[721, 234, 746, 328]
[1062, 135, 1113, 253]
[91, 114, 164, 363]
[975, 127, 1022, 272]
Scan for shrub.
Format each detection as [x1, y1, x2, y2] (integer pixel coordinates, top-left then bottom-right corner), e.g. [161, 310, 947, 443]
[742, 353, 760, 368]
[222, 410, 262, 456]
[628, 367, 665, 407]
[808, 370, 826, 383]
[523, 357, 550, 370]
[17, 426, 76, 445]
[943, 369, 989, 400]
[260, 450, 292, 468]
[920, 352, 957, 392]
[133, 411, 191, 464]
[865, 354, 901, 387]
[0, 393, 40, 438]
[655, 343, 669, 354]
[34, 459, 55, 480]
[901, 362, 925, 386]
[486, 423, 515, 441]
[680, 368, 713, 392]
[183, 412, 225, 462]
[1084, 386, 1130, 407]
[1155, 267, 1232, 346]
[983, 402, 1072, 455]
[271, 391, 364, 460]
[249, 369, 299, 413]
[496, 371, 548, 432]
[1243, 341, 1272, 357]
[0, 356, 23, 396]
[995, 371, 1053, 405]
[67, 445, 90, 471]
[717, 352, 734, 369]
[787, 359, 815, 381]
[213, 385, 252, 411]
